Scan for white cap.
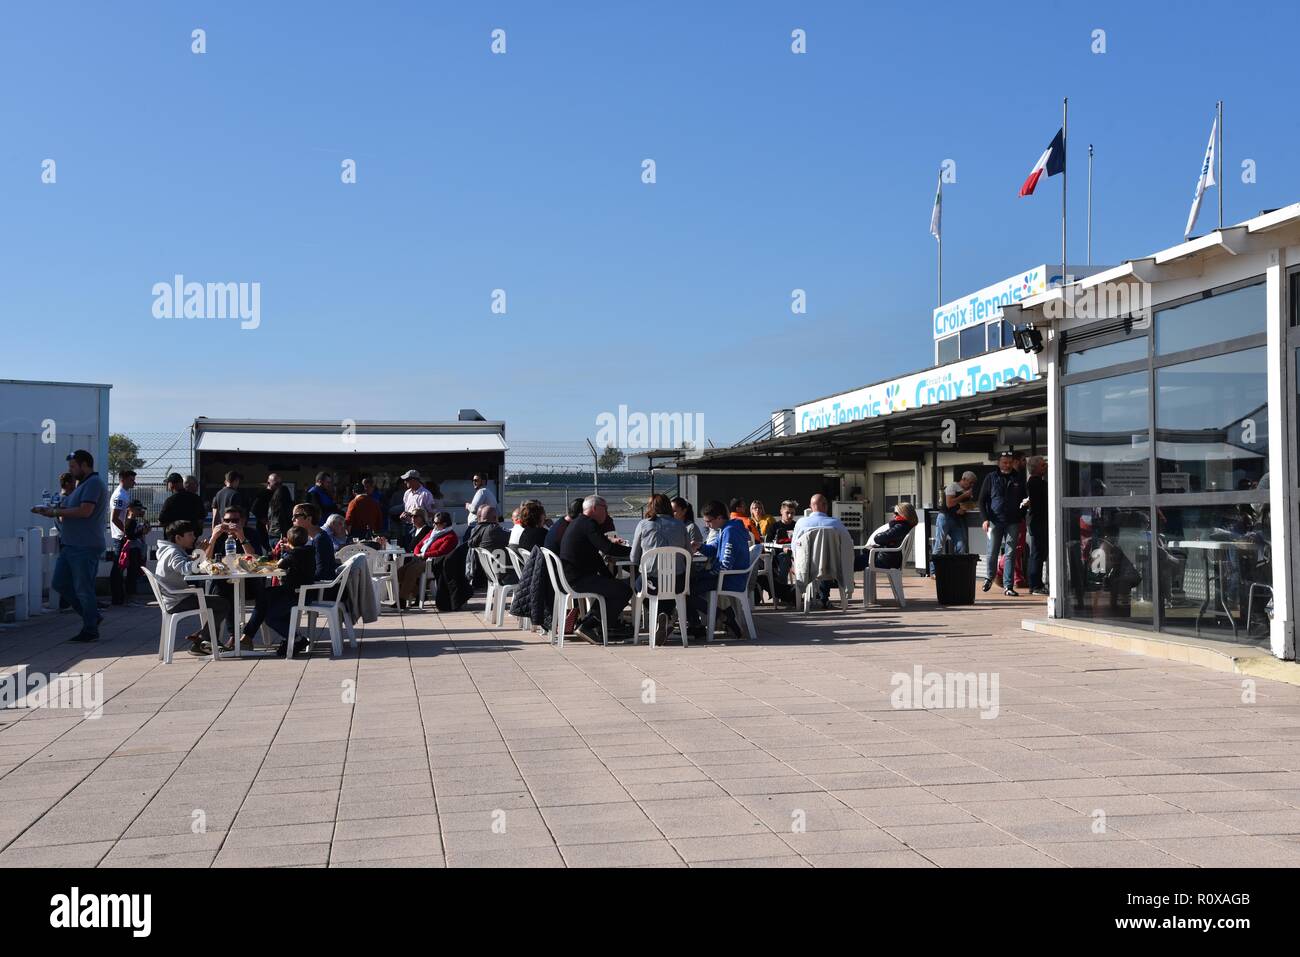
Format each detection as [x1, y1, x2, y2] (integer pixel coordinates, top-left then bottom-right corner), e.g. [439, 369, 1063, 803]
[400, 470, 421, 481]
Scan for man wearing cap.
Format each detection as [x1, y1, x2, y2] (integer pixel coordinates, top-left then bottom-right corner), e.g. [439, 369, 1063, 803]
[399, 470, 436, 525]
[108, 468, 138, 605]
[159, 472, 205, 531]
[979, 451, 1027, 597]
[32, 450, 110, 642]
[464, 473, 497, 526]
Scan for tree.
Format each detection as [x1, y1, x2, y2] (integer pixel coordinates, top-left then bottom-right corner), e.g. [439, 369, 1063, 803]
[597, 445, 625, 472]
[108, 433, 144, 477]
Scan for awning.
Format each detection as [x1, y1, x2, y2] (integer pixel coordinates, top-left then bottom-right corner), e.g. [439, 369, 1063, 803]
[195, 431, 508, 455]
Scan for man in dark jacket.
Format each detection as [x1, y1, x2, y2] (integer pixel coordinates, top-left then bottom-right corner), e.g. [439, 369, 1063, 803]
[1024, 455, 1049, 595]
[979, 451, 1027, 596]
[559, 495, 631, 643]
[264, 472, 294, 542]
[158, 472, 205, 532]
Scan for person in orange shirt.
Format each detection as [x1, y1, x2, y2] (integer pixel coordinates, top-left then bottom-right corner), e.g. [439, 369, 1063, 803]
[748, 500, 776, 541]
[345, 483, 385, 537]
[729, 497, 761, 543]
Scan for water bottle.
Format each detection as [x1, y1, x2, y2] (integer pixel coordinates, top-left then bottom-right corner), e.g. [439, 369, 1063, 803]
[41, 490, 52, 509]
[225, 536, 237, 567]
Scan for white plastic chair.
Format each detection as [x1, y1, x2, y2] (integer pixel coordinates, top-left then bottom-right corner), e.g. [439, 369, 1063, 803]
[143, 567, 226, 663]
[475, 547, 517, 627]
[705, 544, 762, 641]
[793, 527, 850, 613]
[362, 546, 400, 606]
[539, 547, 608, 648]
[631, 546, 691, 648]
[864, 527, 915, 608]
[286, 557, 359, 658]
[505, 545, 532, 629]
[335, 542, 370, 563]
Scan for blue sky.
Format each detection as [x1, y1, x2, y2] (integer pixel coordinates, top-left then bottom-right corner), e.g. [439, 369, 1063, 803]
[2, 0, 1297, 447]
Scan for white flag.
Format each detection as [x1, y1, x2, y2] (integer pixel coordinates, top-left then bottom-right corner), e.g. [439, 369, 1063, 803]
[929, 173, 942, 242]
[1184, 113, 1218, 237]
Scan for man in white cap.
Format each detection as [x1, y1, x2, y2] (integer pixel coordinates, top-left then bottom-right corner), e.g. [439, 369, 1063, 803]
[399, 470, 436, 544]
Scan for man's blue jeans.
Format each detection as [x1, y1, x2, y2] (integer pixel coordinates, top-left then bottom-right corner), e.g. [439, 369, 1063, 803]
[52, 545, 101, 635]
[930, 512, 967, 573]
[986, 522, 1020, 590]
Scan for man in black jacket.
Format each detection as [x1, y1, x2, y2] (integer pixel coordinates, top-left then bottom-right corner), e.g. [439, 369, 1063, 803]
[1024, 455, 1049, 595]
[158, 473, 205, 532]
[979, 451, 1027, 596]
[264, 472, 294, 543]
[559, 495, 631, 643]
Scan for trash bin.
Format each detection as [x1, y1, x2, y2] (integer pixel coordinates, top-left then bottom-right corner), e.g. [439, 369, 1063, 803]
[932, 553, 980, 605]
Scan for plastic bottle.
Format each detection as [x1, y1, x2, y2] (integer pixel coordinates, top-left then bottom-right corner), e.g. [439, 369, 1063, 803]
[225, 536, 237, 567]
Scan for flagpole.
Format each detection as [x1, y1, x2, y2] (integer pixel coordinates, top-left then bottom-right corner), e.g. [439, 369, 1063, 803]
[937, 174, 943, 307]
[1061, 97, 1068, 286]
[1087, 143, 1093, 265]
[1217, 100, 1224, 229]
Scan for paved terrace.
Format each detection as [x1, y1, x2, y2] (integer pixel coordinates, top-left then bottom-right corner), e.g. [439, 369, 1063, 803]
[3, 582, 1300, 868]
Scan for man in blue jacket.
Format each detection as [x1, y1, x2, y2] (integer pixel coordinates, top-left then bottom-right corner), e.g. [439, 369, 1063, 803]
[686, 500, 753, 640]
[979, 451, 1027, 596]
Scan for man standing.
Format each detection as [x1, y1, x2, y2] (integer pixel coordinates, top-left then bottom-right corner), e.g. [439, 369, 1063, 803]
[31, 450, 109, 642]
[931, 471, 977, 573]
[558, 496, 631, 643]
[306, 471, 338, 520]
[159, 472, 204, 530]
[108, 468, 137, 605]
[211, 471, 248, 538]
[264, 472, 294, 543]
[464, 473, 498, 526]
[979, 451, 1027, 597]
[1024, 456, 1049, 596]
[345, 482, 384, 537]
[399, 470, 437, 537]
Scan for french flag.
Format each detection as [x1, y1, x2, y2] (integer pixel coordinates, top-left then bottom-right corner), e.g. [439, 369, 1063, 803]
[1019, 128, 1065, 197]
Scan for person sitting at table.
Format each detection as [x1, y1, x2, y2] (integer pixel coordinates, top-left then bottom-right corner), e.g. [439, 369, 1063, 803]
[762, 499, 800, 605]
[323, 513, 349, 551]
[629, 493, 693, 643]
[729, 498, 761, 543]
[238, 525, 318, 657]
[345, 482, 385, 538]
[671, 497, 704, 551]
[685, 500, 752, 640]
[513, 500, 548, 551]
[284, 502, 338, 597]
[749, 500, 776, 542]
[560, 495, 632, 644]
[793, 494, 855, 608]
[397, 510, 459, 608]
[210, 504, 265, 615]
[154, 520, 234, 656]
[544, 498, 584, 551]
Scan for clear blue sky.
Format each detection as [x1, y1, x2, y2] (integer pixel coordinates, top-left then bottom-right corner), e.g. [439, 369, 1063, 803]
[3, 0, 1296, 446]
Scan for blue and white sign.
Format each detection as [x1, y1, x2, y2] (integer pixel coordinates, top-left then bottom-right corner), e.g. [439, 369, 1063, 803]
[932, 266, 1047, 340]
[794, 348, 1040, 434]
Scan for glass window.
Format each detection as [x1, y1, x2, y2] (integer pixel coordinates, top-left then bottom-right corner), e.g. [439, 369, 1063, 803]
[1064, 371, 1149, 497]
[1063, 506, 1154, 626]
[1064, 335, 1147, 375]
[1157, 504, 1271, 643]
[959, 324, 984, 358]
[937, 335, 958, 365]
[1155, 282, 1265, 355]
[1003, 320, 1016, 348]
[986, 322, 1002, 352]
[1156, 347, 1268, 494]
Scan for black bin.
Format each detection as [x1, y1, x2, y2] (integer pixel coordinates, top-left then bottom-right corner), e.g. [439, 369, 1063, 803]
[932, 553, 980, 605]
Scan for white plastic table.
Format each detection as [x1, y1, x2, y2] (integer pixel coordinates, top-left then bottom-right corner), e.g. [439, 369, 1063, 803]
[1167, 539, 1259, 638]
[184, 566, 285, 658]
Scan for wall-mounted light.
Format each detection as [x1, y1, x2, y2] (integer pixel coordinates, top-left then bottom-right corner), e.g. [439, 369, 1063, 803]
[1012, 325, 1044, 354]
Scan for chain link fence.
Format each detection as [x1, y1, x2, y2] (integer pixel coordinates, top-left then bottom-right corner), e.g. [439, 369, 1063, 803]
[118, 432, 675, 519]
